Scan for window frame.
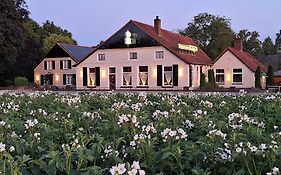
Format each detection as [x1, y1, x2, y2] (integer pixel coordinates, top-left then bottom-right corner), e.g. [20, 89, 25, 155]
[98, 54, 106, 61]
[163, 66, 173, 87]
[138, 66, 148, 86]
[129, 52, 138, 60]
[155, 51, 164, 59]
[122, 66, 132, 86]
[88, 68, 96, 87]
[232, 68, 243, 84]
[215, 69, 225, 84]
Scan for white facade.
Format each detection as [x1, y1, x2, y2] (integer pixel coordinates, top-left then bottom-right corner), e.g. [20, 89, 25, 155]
[34, 57, 76, 87]
[76, 46, 209, 90]
[211, 51, 255, 88]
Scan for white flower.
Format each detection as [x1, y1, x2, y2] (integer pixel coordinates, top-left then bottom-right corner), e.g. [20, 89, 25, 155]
[0, 142, 6, 152]
[272, 167, 279, 174]
[131, 161, 140, 170]
[110, 165, 118, 175]
[9, 146, 15, 152]
[0, 121, 6, 126]
[128, 169, 137, 175]
[250, 146, 257, 152]
[236, 147, 242, 153]
[116, 163, 126, 174]
[139, 169, 146, 175]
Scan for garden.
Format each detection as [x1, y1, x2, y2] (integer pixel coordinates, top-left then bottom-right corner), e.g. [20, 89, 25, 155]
[0, 91, 280, 175]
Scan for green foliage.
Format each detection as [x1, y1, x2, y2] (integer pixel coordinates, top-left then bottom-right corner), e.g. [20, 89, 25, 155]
[266, 65, 274, 86]
[262, 36, 276, 55]
[14, 76, 29, 87]
[237, 30, 262, 56]
[208, 69, 215, 86]
[200, 73, 206, 89]
[255, 66, 261, 88]
[179, 13, 235, 60]
[43, 34, 76, 53]
[0, 0, 27, 85]
[0, 92, 280, 174]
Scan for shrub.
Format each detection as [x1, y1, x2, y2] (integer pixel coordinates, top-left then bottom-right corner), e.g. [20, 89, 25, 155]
[200, 73, 206, 89]
[208, 69, 215, 86]
[255, 66, 261, 88]
[266, 65, 274, 86]
[14, 76, 29, 87]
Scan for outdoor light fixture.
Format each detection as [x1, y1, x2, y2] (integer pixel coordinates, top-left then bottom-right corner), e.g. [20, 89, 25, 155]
[153, 68, 157, 77]
[80, 70, 83, 78]
[226, 74, 231, 82]
[36, 75, 40, 81]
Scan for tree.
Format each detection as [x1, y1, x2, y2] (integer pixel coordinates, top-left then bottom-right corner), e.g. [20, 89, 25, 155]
[179, 13, 235, 60]
[255, 66, 261, 88]
[237, 30, 262, 56]
[200, 73, 206, 89]
[43, 34, 76, 53]
[275, 30, 281, 53]
[262, 37, 276, 55]
[208, 69, 215, 86]
[266, 65, 274, 86]
[0, 0, 29, 85]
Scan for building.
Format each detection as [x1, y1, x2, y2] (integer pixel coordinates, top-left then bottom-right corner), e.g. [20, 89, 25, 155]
[212, 38, 267, 88]
[34, 43, 95, 88]
[74, 16, 213, 90]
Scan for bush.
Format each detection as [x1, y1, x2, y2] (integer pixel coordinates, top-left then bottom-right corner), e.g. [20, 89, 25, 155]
[14, 76, 29, 87]
[200, 73, 206, 89]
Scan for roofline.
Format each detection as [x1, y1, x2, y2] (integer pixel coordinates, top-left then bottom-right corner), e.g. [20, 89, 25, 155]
[213, 47, 267, 73]
[58, 43, 79, 62]
[74, 20, 134, 67]
[132, 20, 213, 65]
[34, 43, 78, 70]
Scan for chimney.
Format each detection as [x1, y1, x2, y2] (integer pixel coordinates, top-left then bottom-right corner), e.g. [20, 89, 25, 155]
[154, 16, 161, 35]
[234, 37, 243, 51]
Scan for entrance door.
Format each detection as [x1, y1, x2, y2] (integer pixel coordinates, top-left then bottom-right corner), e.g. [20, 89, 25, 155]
[109, 74, 116, 90]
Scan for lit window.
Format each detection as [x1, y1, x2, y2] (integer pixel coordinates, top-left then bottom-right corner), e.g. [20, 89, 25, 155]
[129, 52, 137, 59]
[98, 54, 105, 61]
[155, 51, 164, 59]
[215, 69, 225, 83]
[139, 66, 148, 86]
[163, 66, 173, 86]
[89, 68, 96, 86]
[123, 67, 132, 86]
[233, 68, 242, 83]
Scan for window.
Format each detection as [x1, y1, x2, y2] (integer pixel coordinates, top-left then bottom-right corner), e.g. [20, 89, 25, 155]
[215, 69, 225, 83]
[155, 51, 164, 59]
[89, 68, 96, 86]
[123, 66, 132, 86]
[60, 60, 71, 69]
[109, 67, 116, 74]
[66, 74, 73, 85]
[163, 66, 173, 86]
[98, 54, 105, 61]
[233, 68, 242, 83]
[44, 61, 55, 70]
[139, 66, 148, 86]
[129, 52, 137, 59]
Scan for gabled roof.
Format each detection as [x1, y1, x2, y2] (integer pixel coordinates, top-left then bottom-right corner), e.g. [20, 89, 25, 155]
[58, 43, 95, 62]
[75, 20, 213, 67]
[214, 47, 267, 73]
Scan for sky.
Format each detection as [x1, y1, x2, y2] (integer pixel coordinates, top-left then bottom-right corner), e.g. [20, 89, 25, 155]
[25, 0, 281, 47]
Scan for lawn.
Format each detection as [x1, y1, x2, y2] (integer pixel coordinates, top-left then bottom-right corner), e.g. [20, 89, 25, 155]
[0, 91, 280, 175]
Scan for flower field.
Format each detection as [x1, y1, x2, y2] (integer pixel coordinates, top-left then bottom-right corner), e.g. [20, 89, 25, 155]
[0, 91, 280, 175]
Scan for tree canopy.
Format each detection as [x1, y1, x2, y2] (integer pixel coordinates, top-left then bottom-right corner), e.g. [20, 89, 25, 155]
[0, 0, 76, 85]
[179, 13, 235, 60]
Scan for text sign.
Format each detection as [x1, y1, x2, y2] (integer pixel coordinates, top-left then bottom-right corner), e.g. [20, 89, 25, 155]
[178, 43, 198, 52]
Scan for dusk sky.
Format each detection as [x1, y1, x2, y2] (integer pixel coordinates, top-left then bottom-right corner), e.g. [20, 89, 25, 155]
[25, 0, 281, 47]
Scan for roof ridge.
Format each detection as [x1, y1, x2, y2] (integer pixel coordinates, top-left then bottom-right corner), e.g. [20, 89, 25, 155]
[59, 43, 93, 49]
